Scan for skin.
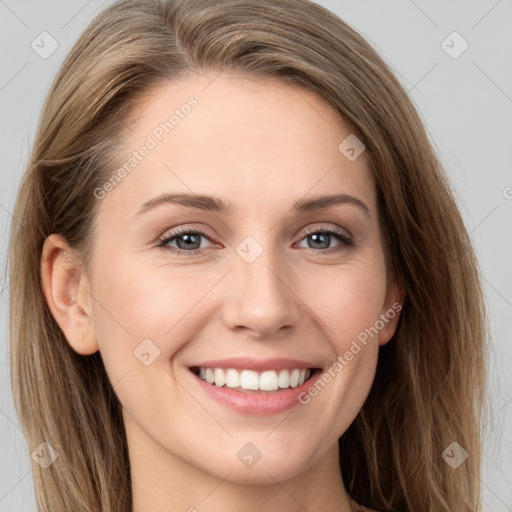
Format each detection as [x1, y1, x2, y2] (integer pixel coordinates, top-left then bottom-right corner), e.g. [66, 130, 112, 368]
[41, 73, 403, 512]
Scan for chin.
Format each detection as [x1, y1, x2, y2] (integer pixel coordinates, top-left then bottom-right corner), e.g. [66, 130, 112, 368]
[196, 443, 317, 484]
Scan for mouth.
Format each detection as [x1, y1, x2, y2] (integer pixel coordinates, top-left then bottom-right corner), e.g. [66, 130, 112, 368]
[189, 366, 320, 394]
[186, 356, 323, 414]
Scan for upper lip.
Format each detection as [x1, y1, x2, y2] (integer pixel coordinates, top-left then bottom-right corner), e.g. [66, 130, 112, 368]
[189, 357, 320, 372]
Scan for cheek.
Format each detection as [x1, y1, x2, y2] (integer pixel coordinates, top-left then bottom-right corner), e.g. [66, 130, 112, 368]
[293, 259, 387, 422]
[88, 259, 198, 424]
[294, 279, 384, 450]
[89, 253, 222, 374]
[298, 260, 388, 348]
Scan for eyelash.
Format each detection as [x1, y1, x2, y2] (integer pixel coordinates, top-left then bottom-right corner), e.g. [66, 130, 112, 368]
[157, 225, 353, 256]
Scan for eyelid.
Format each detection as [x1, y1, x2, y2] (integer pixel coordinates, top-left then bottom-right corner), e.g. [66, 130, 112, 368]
[159, 224, 217, 241]
[299, 223, 352, 239]
[158, 223, 350, 242]
[158, 222, 354, 255]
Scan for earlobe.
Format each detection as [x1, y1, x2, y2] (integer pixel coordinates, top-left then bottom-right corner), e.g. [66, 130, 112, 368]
[40, 234, 98, 355]
[378, 273, 406, 346]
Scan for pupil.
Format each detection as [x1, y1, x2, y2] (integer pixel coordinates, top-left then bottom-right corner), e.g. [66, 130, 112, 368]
[309, 233, 329, 249]
[177, 234, 200, 250]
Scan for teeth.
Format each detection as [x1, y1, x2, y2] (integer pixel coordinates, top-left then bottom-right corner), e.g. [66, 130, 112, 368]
[259, 370, 278, 391]
[205, 368, 215, 384]
[240, 370, 259, 390]
[289, 368, 300, 388]
[214, 368, 226, 387]
[225, 368, 240, 388]
[196, 367, 313, 391]
[278, 369, 290, 388]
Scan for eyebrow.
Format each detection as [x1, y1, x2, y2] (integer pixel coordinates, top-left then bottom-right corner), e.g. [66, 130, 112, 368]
[135, 192, 371, 217]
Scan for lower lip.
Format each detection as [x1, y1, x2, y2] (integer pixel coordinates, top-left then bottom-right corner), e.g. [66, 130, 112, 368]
[189, 369, 322, 415]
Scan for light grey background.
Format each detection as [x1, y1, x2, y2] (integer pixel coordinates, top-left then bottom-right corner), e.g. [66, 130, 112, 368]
[1, 1, 511, 510]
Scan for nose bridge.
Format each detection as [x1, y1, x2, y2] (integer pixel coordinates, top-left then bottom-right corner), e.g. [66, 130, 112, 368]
[223, 235, 300, 337]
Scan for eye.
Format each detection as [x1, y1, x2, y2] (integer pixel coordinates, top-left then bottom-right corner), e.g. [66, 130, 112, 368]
[158, 227, 215, 255]
[295, 227, 353, 254]
[158, 225, 353, 257]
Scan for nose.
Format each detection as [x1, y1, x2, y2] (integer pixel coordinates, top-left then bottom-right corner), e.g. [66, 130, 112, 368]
[221, 246, 301, 339]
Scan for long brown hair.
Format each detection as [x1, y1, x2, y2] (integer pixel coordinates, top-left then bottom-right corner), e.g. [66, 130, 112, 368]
[9, 0, 486, 510]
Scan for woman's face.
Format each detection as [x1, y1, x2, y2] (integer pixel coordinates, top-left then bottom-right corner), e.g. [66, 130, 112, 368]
[79, 74, 401, 483]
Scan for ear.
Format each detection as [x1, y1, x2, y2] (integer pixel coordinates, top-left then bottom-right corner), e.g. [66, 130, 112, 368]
[378, 271, 406, 347]
[40, 234, 98, 355]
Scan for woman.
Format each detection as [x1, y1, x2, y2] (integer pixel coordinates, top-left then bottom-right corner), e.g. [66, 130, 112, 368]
[8, 0, 486, 511]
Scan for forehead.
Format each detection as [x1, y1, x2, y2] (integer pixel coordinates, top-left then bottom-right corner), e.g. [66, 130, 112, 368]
[100, 73, 376, 217]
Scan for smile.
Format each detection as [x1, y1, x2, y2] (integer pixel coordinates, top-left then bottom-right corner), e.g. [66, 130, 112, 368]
[192, 367, 313, 392]
[187, 357, 323, 415]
